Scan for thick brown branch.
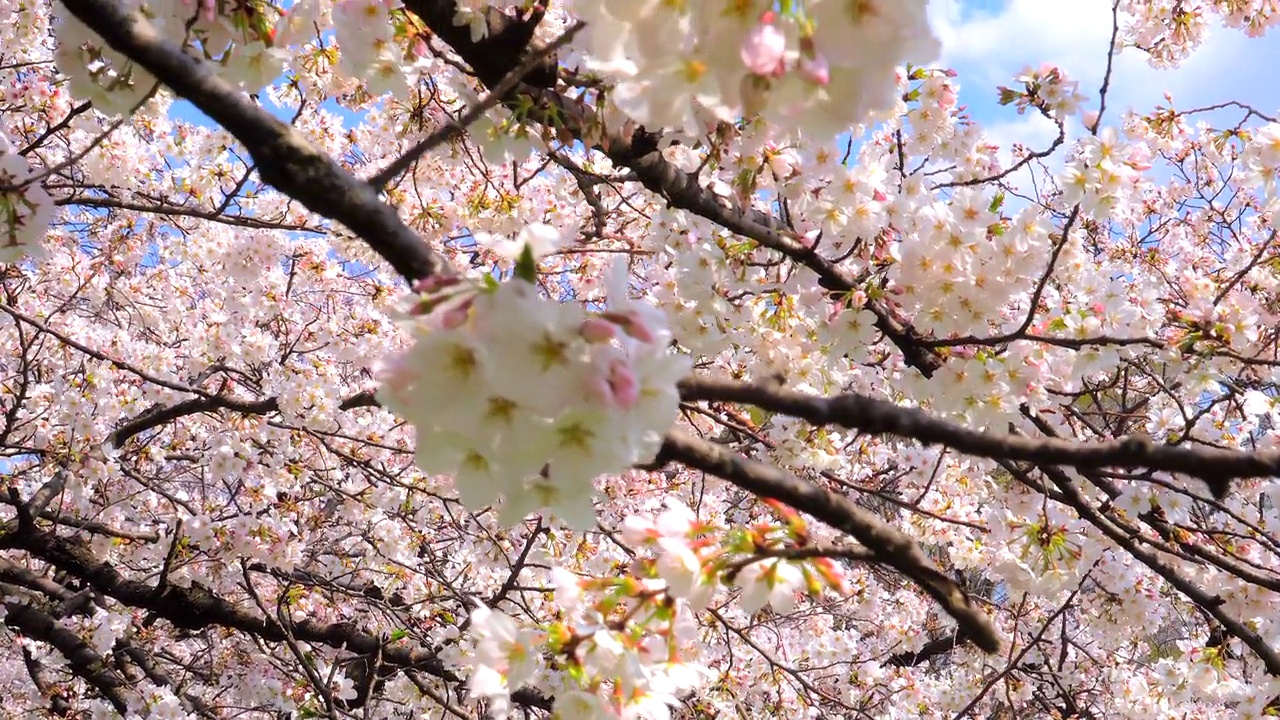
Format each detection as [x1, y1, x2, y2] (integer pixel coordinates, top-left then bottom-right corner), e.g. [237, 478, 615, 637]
[58, 195, 325, 233]
[369, 20, 586, 189]
[408, 3, 557, 89]
[109, 388, 374, 447]
[22, 646, 74, 717]
[680, 377, 1239, 497]
[4, 601, 139, 714]
[886, 630, 968, 667]
[118, 641, 217, 719]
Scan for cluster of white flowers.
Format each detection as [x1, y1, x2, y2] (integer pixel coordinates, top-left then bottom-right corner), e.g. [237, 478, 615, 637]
[997, 63, 1088, 121]
[377, 226, 690, 530]
[467, 596, 707, 720]
[576, 0, 939, 137]
[623, 499, 817, 614]
[1240, 123, 1280, 205]
[1060, 127, 1154, 220]
[0, 135, 53, 264]
[334, 0, 426, 96]
[54, 0, 939, 138]
[53, 0, 287, 113]
[465, 499, 841, 720]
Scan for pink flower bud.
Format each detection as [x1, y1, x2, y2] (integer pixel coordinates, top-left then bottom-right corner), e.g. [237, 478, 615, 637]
[438, 304, 470, 330]
[799, 53, 830, 86]
[580, 317, 618, 343]
[607, 360, 640, 409]
[741, 22, 787, 77]
[584, 373, 614, 407]
[412, 274, 462, 294]
[583, 357, 639, 409]
[601, 311, 655, 344]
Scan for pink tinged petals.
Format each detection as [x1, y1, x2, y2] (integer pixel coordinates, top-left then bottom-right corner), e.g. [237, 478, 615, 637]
[606, 358, 640, 408]
[412, 274, 464, 295]
[583, 372, 615, 408]
[740, 21, 787, 77]
[622, 313, 657, 343]
[438, 301, 471, 330]
[655, 500, 695, 537]
[579, 317, 618, 343]
[551, 567, 583, 611]
[601, 310, 657, 344]
[799, 52, 831, 86]
[656, 537, 702, 599]
[621, 515, 657, 545]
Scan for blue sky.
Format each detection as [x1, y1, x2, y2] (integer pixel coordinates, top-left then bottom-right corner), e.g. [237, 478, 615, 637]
[931, 0, 1280, 164]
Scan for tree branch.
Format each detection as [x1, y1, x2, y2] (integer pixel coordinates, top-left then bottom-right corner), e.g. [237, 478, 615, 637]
[658, 429, 1001, 653]
[400, 0, 944, 377]
[680, 376, 1239, 498]
[4, 601, 139, 714]
[0, 523, 554, 711]
[57, 0, 449, 284]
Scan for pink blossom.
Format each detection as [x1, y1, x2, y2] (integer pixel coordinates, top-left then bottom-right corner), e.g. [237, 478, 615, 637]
[740, 21, 787, 77]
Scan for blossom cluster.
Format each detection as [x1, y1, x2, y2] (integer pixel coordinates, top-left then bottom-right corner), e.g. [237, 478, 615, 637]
[1060, 126, 1154, 221]
[0, 135, 54, 264]
[1240, 122, 1280, 204]
[16, 0, 1280, 717]
[466, 500, 848, 719]
[996, 63, 1087, 121]
[576, 0, 940, 137]
[53, 0, 287, 114]
[333, 0, 431, 97]
[52, 0, 940, 138]
[377, 227, 690, 530]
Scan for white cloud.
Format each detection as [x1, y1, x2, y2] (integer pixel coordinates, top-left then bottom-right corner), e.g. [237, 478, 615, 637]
[982, 112, 1063, 170]
[930, 0, 1280, 122]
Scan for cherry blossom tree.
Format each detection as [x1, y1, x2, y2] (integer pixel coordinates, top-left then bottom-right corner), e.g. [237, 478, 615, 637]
[4, 0, 1280, 717]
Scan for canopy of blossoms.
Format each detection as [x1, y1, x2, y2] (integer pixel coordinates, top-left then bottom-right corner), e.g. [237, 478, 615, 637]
[3, 0, 1280, 718]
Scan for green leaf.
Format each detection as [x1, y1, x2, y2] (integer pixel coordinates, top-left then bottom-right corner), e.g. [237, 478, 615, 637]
[514, 243, 538, 283]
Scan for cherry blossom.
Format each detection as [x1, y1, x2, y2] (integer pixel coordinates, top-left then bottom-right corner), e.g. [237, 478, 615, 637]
[0, 137, 54, 263]
[2, 0, 1280, 717]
